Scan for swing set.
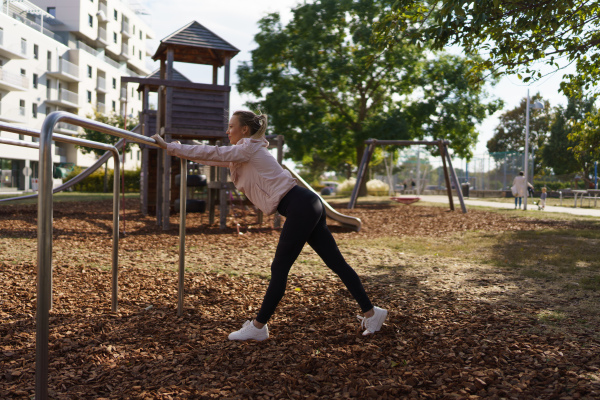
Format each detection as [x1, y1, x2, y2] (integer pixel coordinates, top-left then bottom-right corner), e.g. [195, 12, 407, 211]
[348, 139, 467, 213]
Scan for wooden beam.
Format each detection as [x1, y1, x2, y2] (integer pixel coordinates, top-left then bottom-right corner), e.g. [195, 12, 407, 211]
[120, 77, 231, 92]
[444, 142, 467, 214]
[348, 142, 376, 209]
[438, 140, 454, 211]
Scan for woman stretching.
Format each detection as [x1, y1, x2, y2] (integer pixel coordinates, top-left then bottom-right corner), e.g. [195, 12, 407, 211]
[152, 111, 387, 341]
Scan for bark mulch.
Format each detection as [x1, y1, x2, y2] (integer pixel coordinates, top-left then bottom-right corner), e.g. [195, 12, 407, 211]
[1, 199, 599, 399]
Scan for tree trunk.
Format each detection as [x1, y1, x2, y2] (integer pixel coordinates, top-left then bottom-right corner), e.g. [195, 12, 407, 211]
[356, 145, 369, 197]
[103, 162, 108, 193]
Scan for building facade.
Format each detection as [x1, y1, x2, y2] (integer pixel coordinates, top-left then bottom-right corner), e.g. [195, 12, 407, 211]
[0, 0, 154, 192]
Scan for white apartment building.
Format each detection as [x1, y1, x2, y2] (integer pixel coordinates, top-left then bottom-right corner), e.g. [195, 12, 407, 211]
[0, 0, 155, 192]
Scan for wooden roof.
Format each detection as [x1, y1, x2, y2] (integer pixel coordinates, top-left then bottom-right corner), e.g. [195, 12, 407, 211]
[147, 68, 191, 82]
[152, 21, 240, 66]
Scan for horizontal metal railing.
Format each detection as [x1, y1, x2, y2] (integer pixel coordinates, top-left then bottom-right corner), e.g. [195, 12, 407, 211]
[0, 137, 39, 149]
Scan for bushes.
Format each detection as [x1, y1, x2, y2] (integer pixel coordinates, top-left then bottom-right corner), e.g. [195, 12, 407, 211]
[64, 166, 140, 192]
[336, 178, 390, 196]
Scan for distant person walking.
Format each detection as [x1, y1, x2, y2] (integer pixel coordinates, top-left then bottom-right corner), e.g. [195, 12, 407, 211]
[540, 187, 547, 210]
[512, 171, 534, 210]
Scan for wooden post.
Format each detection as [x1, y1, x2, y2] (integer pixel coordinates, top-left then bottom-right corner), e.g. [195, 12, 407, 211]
[162, 49, 175, 230]
[212, 64, 218, 85]
[439, 140, 454, 211]
[141, 86, 150, 216]
[348, 141, 376, 209]
[219, 163, 228, 230]
[444, 142, 467, 213]
[273, 135, 284, 228]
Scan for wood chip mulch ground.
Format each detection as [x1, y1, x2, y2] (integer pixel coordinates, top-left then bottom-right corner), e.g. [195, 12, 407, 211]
[1, 199, 600, 399]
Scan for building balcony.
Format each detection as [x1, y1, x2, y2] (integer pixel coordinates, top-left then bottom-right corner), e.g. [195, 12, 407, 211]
[97, 102, 106, 114]
[121, 20, 131, 38]
[96, 27, 109, 48]
[97, 2, 108, 22]
[0, 68, 29, 91]
[54, 122, 79, 135]
[46, 89, 79, 109]
[0, 106, 27, 123]
[47, 59, 80, 83]
[97, 76, 107, 93]
[0, 32, 28, 60]
[119, 43, 130, 61]
[120, 87, 127, 102]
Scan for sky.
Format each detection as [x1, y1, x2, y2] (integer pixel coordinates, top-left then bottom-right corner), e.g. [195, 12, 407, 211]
[143, 0, 572, 158]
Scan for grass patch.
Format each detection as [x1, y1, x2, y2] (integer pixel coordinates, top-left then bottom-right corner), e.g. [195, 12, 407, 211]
[580, 276, 600, 291]
[0, 191, 140, 205]
[537, 310, 566, 324]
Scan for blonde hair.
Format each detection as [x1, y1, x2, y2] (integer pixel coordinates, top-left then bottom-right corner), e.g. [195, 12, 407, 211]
[233, 110, 268, 139]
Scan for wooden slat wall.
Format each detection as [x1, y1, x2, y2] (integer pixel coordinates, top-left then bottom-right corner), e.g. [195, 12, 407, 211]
[146, 148, 181, 215]
[169, 88, 226, 133]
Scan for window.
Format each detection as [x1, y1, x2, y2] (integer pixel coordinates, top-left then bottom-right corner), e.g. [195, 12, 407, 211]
[46, 79, 52, 97]
[87, 65, 92, 78]
[47, 7, 56, 17]
[133, 25, 135, 35]
[139, 50, 142, 60]
[47, 51, 52, 70]
[33, 74, 38, 89]
[112, 100, 116, 112]
[20, 69, 26, 77]
[139, 30, 142, 40]
[33, 44, 39, 60]
[138, 91, 141, 100]
[21, 38, 26, 55]
[132, 45, 135, 55]
[88, 14, 93, 28]
[19, 100, 25, 115]
[137, 150, 140, 161]
[112, 77, 116, 89]
[32, 103, 38, 118]
[114, 10, 118, 20]
[87, 91, 92, 103]
[113, 32, 117, 44]
[131, 87, 134, 97]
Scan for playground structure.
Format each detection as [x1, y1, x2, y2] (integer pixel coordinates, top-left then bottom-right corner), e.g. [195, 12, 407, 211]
[121, 21, 239, 231]
[349, 139, 467, 213]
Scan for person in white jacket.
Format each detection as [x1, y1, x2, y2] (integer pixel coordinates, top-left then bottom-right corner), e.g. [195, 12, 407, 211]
[512, 171, 534, 209]
[152, 110, 387, 341]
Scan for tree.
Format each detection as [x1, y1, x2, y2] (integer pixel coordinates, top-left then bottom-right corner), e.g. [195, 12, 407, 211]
[486, 94, 551, 174]
[375, 1, 600, 159]
[78, 112, 138, 192]
[237, 0, 501, 194]
[376, 1, 600, 94]
[542, 95, 594, 176]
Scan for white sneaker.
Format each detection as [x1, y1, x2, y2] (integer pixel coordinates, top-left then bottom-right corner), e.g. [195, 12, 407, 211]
[228, 320, 269, 341]
[357, 306, 388, 336]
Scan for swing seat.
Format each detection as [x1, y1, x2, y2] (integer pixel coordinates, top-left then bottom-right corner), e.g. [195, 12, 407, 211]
[390, 197, 421, 205]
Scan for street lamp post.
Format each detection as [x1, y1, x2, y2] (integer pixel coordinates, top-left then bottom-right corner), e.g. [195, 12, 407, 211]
[524, 89, 544, 210]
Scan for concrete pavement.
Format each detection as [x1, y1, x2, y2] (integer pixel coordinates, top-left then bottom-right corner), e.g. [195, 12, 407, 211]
[419, 195, 600, 218]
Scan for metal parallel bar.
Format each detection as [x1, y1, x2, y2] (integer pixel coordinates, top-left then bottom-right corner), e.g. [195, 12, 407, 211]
[36, 111, 158, 400]
[0, 137, 39, 149]
[444, 142, 467, 214]
[348, 142, 376, 209]
[177, 157, 187, 316]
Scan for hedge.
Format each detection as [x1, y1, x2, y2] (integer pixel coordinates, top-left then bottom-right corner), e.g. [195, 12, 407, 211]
[64, 166, 141, 192]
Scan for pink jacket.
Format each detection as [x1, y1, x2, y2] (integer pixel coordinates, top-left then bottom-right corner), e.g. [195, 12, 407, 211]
[167, 138, 296, 215]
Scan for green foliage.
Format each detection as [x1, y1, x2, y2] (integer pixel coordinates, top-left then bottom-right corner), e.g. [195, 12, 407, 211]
[237, 0, 500, 172]
[543, 95, 594, 175]
[375, 1, 600, 162]
[64, 166, 140, 192]
[78, 112, 139, 156]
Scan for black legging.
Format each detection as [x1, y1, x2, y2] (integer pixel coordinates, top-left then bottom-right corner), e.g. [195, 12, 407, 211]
[256, 185, 373, 324]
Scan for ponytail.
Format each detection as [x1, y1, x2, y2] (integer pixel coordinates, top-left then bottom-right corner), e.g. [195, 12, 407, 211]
[233, 110, 268, 139]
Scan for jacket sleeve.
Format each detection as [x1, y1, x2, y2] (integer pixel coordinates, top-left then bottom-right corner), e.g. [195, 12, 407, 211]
[166, 142, 251, 167]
